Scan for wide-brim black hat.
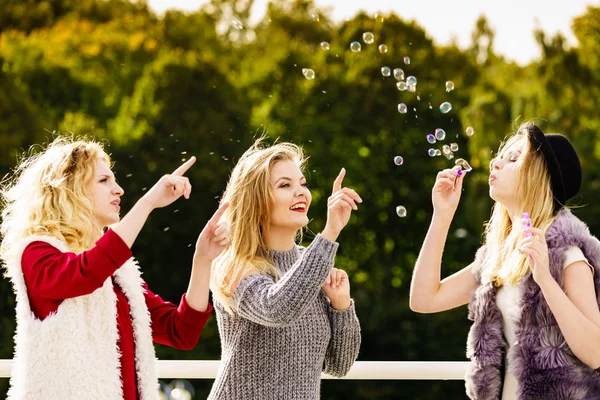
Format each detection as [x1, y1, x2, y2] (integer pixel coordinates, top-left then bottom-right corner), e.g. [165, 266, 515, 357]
[518, 122, 582, 209]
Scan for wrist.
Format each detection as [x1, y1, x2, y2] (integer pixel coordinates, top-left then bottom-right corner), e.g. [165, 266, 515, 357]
[432, 211, 454, 225]
[321, 226, 340, 242]
[136, 196, 156, 213]
[330, 297, 351, 310]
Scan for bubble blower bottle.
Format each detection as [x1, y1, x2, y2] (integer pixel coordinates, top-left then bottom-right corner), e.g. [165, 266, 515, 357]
[522, 212, 532, 237]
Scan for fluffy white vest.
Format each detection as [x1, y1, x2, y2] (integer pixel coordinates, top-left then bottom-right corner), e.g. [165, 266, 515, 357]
[4, 235, 159, 400]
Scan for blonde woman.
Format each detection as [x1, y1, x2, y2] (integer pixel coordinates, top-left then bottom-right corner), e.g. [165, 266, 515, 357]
[0, 136, 228, 400]
[410, 121, 600, 399]
[208, 140, 362, 399]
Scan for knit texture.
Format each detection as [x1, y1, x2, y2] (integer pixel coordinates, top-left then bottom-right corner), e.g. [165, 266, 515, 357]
[208, 235, 361, 400]
[466, 209, 600, 400]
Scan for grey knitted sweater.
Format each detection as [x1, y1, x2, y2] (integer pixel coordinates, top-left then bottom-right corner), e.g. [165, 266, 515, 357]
[208, 235, 361, 400]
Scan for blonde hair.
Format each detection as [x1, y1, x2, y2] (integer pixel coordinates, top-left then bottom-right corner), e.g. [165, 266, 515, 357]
[0, 136, 111, 265]
[484, 123, 557, 286]
[211, 139, 308, 313]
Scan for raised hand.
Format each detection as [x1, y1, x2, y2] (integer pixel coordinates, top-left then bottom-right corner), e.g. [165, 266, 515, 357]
[195, 202, 230, 262]
[142, 157, 196, 210]
[432, 166, 465, 216]
[322, 268, 351, 310]
[322, 168, 362, 242]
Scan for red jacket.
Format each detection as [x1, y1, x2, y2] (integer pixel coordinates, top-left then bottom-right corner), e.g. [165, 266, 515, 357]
[20, 229, 212, 400]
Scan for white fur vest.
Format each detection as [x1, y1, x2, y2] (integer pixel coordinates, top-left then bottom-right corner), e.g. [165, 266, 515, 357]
[4, 235, 159, 400]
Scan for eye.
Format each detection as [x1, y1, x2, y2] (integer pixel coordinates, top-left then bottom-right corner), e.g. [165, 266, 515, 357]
[280, 183, 289, 188]
[99, 178, 108, 183]
[301, 182, 309, 188]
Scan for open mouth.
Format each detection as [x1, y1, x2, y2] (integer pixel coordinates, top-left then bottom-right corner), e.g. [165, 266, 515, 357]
[290, 202, 307, 213]
[111, 200, 120, 210]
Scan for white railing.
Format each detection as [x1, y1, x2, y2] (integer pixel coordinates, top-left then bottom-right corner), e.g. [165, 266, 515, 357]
[0, 359, 469, 380]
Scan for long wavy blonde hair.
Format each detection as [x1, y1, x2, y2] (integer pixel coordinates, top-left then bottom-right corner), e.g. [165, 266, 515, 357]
[483, 122, 557, 286]
[211, 139, 307, 313]
[1, 136, 110, 268]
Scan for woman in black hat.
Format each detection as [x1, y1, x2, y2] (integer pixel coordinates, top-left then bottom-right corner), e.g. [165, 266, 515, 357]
[410, 121, 600, 399]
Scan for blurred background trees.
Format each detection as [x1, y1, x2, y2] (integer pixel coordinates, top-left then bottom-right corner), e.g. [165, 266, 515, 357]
[2, 0, 600, 398]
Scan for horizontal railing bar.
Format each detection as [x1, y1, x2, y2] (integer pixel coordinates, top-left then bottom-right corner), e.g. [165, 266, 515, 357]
[0, 360, 469, 380]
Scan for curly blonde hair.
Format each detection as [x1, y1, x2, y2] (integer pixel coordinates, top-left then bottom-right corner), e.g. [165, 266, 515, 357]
[1, 136, 111, 266]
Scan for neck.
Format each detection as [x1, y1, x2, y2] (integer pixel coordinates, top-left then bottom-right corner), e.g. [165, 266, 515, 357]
[267, 225, 298, 252]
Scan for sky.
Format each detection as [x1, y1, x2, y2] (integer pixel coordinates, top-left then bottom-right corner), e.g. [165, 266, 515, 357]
[147, 0, 598, 65]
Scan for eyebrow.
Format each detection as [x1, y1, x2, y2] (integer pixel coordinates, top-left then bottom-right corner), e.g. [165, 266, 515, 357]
[274, 176, 306, 184]
[97, 174, 114, 179]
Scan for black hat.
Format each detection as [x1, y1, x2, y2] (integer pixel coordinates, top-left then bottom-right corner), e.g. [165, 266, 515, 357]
[518, 122, 582, 208]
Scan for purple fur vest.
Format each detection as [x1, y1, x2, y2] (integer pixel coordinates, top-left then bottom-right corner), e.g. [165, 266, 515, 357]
[465, 209, 600, 400]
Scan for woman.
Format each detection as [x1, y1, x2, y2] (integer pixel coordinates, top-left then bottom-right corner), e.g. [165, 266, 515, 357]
[208, 140, 362, 399]
[410, 121, 600, 399]
[0, 136, 228, 400]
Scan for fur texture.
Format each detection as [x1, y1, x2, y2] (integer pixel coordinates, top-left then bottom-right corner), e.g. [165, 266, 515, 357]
[466, 209, 600, 399]
[5, 235, 159, 400]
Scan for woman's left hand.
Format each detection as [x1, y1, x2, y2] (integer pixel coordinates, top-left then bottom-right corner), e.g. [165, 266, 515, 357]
[519, 226, 552, 285]
[322, 268, 352, 310]
[194, 202, 230, 262]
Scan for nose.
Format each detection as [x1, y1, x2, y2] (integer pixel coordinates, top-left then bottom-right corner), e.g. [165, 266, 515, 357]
[113, 183, 124, 196]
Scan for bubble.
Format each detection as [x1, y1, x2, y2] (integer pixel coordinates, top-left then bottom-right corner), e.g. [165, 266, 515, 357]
[455, 228, 468, 238]
[434, 128, 446, 140]
[320, 41, 330, 50]
[311, 13, 320, 22]
[450, 143, 459, 152]
[394, 156, 404, 166]
[446, 81, 455, 92]
[381, 66, 391, 77]
[163, 227, 170, 232]
[428, 148, 436, 157]
[232, 19, 244, 30]
[396, 206, 407, 218]
[126, 173, 133, 177]
[434, 149, 442, 156]
[442, 145, 454, 160]
[363, 32, 375, 44]
[455, 158, 473, 172]
[396, 81, 407, 91]
[426, 134, 436, 144]
[393, 68, 405, 81]
[407, 84, 416, 92]
[350, 42, 362, 52]
[181, 151, 187, 154]
[302, 68, 315, 80]
[378, 44, 388, 54]
[404, 56, 411, 65]
[406, 76, 417, 86]
[417, 95, 421, 101]
[466, 126, 475, 136]
[397, 103, 408, 114]
[440, 102, 452, 113]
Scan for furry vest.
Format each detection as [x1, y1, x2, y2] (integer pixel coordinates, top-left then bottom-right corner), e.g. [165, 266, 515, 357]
[465, 209, 600, 399]
[4, 235, 159, 400]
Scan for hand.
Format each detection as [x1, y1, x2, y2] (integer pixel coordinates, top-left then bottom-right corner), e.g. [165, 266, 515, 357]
[432, 166, 465, 217]
[195, 202, 230, 262]
[519, 226, 552, 285]
[322, 168, 362, 241]
[322, 268, 351, 310]
[141, 157, 196, 210]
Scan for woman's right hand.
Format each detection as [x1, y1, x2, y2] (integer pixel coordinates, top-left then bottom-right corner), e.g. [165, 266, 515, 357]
[142, 157, 196, 210]
[322, 168, 362, 242]
[432, 166, 465, 216]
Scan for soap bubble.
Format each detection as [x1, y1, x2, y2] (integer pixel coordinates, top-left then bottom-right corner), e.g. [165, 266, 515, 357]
[394, 156, 404, 166]
[465, 126, 475, 136]
[320, 41, 330, 50]
[378, 44, 388, 54]
[302, 68, 315, 80]
[440, 102, 452, 113]
[406, 76, 417, 86]
[396, 81, 407, 91]
[396, 206, 407, 218]
[455, 158, 473, 172]
[393, 68, 405, 81]
[445, 81, 455, 92]
[403, 56, 411, 65]
[350, 42, 362, 52]
[434, 128, 446, 140]
[397, 103, 408, 114]
[428, 148, 436, 157]
[450, 143, 459, 152]
[232, 19, 244, 30]
[426, 134, 436, 144]
[311, 13, 320, 22]
[381, 66, 391, 77]
[363, 32, 375, 44]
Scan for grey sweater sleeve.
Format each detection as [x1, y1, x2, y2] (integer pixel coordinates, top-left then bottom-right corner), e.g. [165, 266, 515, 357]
[322, 299, 361, 377]
[232, 235, 338, 327]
